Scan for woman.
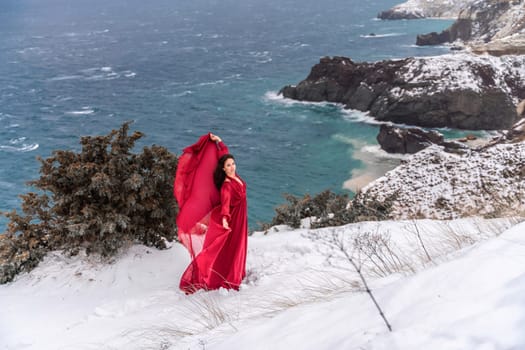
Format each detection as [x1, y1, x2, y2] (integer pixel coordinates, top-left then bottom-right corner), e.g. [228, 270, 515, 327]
[174, 133, 248, 293]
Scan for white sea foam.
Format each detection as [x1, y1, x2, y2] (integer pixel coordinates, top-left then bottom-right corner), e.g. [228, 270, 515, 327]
[197, 80, 224, 87]
[340, 109, 383, 125]
[66, 108, 95, 116]
[224, 73, 242, 79]
[339, 138, 405, 192]
[263, 91, 340, 109]
[81, 67, 122, 81]
[173, 90, 194, 97]
[250, 51, 272, 63]
[0, 143, 39, 152]
[51, 68, 134, 81]
[360, 144, 407, 160]
[9, 137, 27, 144]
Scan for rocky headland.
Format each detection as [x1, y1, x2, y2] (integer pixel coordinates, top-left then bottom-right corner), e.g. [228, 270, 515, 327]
[280, 54, 525, 130]
[416, 0, 525, 55]
[282, 0, 525, 221]
[378, 0, 478, 20]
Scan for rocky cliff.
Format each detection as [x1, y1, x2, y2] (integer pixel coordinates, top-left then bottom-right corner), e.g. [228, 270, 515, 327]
[280, 54, 525, 130]
[416, 0, 525, 55]
[378, 0, 477, 19]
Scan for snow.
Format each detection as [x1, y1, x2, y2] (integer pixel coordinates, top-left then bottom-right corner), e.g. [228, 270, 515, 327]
[390, 53, 525, 102]
[385, 0, 477, 19]
[361, 141, 525, 220]
[1, 217, 524, 349]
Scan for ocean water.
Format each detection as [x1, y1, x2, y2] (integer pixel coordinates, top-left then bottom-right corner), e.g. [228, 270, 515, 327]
[0, 0, 454, 230]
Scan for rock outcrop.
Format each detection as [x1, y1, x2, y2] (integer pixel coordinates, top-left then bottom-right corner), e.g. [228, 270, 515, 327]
[378, 0, 477, 20]
[506, 117, 525, 141]
[280, 54, 525, 130]
[354, 141, 525, 220]
[416, 18, 473, 45]
[416, 0, 525, 55]
[481, 117, 525, 146]
[377, 124, 466, 154]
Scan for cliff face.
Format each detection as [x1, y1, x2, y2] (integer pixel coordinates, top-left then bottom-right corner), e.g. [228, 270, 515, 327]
[467, 0, 525, 55]
[378, 0, 478, 19]
[416, 0, 525, 55]
[280, 54, 525, 130]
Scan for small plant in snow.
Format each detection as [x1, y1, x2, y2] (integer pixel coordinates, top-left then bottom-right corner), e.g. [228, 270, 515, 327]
[308, 226, 393, 331]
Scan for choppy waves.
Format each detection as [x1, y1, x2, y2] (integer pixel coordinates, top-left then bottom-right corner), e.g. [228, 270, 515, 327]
[65, 107, 95, 116]
[0, 137, 39, 152]
[264, 91, 387, 126]
[48, 67, 136, 82]
[263, 91, 339, 108]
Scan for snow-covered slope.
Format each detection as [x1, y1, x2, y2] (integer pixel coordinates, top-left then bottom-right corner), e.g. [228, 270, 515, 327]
[0, 217, 523, 349]
[359, 141, 525, 220]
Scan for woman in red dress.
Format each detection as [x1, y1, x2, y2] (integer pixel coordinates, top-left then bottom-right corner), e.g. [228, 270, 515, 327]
[174, 133, 248, 293]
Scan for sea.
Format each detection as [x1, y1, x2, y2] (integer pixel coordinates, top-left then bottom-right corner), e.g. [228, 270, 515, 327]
[0, 0, 457, 230]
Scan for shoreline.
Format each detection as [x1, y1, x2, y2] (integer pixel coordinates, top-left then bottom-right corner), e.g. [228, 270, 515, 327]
[343, 143, 405, 193]
[341, 132, 496, 194]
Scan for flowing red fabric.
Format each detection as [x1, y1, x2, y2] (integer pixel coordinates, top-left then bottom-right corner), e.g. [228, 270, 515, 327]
[175, 134, 248, 293]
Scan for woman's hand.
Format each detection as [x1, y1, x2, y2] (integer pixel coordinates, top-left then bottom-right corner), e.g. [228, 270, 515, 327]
[210, 133, 222, 143]
[222, 216, 230, 230]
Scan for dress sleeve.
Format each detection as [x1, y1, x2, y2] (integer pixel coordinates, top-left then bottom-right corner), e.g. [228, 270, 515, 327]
[216, 141, 229, 157]
[220, 181, 232, 221]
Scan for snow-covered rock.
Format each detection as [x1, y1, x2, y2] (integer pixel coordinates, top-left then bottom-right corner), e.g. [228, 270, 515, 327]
[378, 0, 477, 19]
[357, 141, 525, 220]
[466, 0, 525, 55]
[280, 53, 525, 130]
[415, 0, 525, 55]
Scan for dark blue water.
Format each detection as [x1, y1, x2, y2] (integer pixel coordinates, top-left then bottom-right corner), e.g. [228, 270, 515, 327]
[0, 0, 453, 229]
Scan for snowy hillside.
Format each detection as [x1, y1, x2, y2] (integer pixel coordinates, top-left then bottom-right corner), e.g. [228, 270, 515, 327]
[1, 217, 524, 349]
[359, 141, 525, 220]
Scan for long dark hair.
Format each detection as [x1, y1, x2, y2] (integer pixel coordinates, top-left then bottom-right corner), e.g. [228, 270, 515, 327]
[214, 154, 235, 190]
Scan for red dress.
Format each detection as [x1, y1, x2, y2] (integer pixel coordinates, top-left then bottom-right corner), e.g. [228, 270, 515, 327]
[174, 134, 248, 293]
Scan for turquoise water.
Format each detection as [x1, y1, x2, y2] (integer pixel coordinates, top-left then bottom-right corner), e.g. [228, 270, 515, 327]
[0, 0, 453, 229]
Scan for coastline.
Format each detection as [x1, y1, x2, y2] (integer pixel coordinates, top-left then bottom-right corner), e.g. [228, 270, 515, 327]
[343, 142, 405, 193]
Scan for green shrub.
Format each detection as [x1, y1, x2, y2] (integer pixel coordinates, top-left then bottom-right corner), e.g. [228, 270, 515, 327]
[260, 189, 397, 230]
[0, 122, 178, 283]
